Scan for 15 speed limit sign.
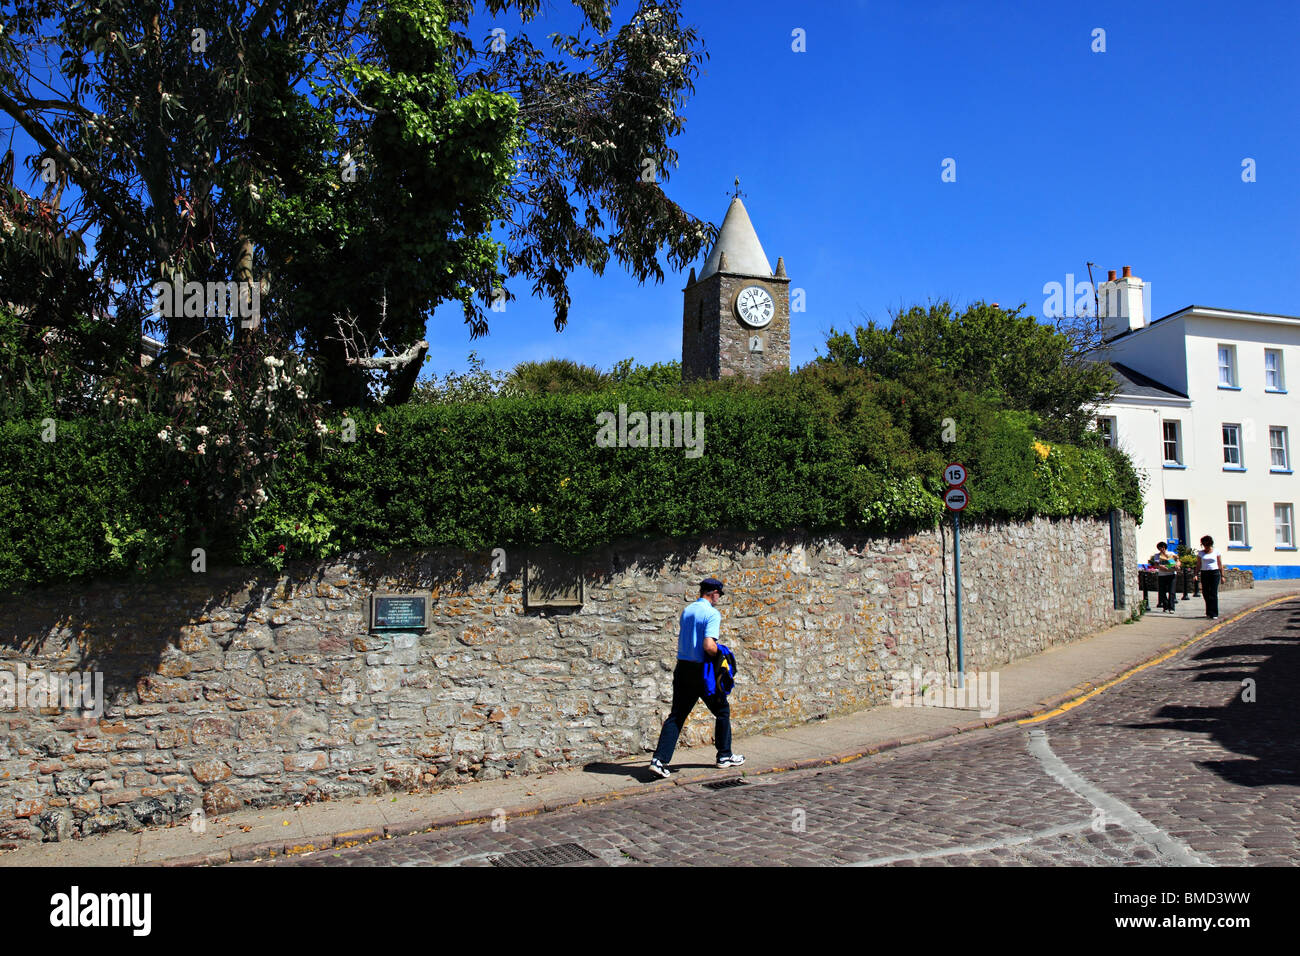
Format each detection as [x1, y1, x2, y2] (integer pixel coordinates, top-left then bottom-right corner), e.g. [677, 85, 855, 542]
[943, 462, 967, 486]
[944, 486, 969, 511]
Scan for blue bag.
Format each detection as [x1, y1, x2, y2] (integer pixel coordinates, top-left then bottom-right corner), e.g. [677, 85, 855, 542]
[702, 643, 737, 697]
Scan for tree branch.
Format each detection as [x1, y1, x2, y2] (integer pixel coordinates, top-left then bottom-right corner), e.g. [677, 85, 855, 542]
[0, 86, 147, 251]
[346, 339, 428, 369]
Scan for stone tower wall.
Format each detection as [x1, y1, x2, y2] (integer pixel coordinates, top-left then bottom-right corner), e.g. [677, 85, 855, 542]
[681, 272, 790, 381]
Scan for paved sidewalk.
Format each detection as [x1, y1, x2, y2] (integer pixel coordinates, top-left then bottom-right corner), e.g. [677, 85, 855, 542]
[4, 581, 1296, 867]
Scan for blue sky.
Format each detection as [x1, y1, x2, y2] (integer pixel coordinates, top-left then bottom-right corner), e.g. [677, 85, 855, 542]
[426, 0, 1300, 379]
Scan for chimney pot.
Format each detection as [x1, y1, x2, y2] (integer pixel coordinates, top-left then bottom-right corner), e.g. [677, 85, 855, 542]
[1107, 270, 1117, 282]
[1122, 265, 1132, 278]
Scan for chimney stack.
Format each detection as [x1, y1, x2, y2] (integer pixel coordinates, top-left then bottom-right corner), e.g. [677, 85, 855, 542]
[1097, 265, 1145, 340]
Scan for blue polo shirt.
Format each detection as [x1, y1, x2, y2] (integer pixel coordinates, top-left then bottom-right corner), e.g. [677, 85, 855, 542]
[677, 598, 720, 662]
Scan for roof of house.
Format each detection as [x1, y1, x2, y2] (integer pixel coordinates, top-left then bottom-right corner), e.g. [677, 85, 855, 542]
[1106, 304, 1300, 345]
[1108, 361, 1188, 399]
[697, 196, 772, 280]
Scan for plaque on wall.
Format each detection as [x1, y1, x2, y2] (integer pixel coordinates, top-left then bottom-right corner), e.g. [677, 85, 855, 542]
[524, 553, 584, 609]
[370, 592, 430, 631]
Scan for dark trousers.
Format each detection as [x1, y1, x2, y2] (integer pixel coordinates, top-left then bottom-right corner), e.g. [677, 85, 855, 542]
[1157, 574, 1177, 610]
[1201, 570, 1221, 617]
[652, 660, 731, 764]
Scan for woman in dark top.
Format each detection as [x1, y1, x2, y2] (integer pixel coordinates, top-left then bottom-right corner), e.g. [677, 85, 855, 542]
[1148, 542, 1178, 612]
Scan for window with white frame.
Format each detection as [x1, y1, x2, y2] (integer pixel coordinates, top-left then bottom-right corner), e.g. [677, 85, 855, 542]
[1270, 426, 1290, 470]
[1162, 420, 1182, 464]
[1265, 349, 1285, 391]
[1276, 503, 1295, 548]
[1222, 423, 1243, 467]
[1097, 416, 1116, 449]
[1218, 345, 1237, 387]
[1227, 502, 1248, 547]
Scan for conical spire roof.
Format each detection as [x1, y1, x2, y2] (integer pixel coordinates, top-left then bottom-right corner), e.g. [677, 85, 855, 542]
[698, 197, 772, 280]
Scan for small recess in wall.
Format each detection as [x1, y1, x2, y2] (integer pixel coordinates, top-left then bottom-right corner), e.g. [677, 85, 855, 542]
[524, 551, 584, 609]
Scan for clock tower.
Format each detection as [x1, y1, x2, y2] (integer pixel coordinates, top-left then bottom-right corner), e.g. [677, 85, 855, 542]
[681, 195, 790, 381]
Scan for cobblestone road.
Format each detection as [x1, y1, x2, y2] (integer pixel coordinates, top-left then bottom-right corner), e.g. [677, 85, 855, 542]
[251, 601, 1300, 867]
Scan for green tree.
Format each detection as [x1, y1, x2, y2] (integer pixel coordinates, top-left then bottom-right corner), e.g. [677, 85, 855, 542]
[0, 0, 711, 406]
[823, 301, 1118, 442]
[608, 356, 680, 390]
[409, 351, 508, 404]
[504, 357, 608, 394]
[0, 150, 132, 417]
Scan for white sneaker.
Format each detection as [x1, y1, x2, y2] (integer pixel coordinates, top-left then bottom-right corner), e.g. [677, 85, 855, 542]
[648, 758, 672, 778]
[716, 754, 745, 769]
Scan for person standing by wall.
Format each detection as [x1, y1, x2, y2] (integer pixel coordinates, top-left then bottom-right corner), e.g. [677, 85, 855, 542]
[648, 578, 744, 778]
[1197, 535, 1224, 619]
[1148, 542, 1178, 613]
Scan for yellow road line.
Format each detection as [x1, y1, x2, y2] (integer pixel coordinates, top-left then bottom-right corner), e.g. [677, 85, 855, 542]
[1018, 594, 1299, 725]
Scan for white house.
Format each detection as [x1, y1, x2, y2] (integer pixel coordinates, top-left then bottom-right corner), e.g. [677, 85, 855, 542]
[1093, 267, 1300, 579]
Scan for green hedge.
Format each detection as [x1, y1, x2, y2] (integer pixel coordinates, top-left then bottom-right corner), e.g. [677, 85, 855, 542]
[0, 385, 1142, 592]
[0, 417, 203, 591]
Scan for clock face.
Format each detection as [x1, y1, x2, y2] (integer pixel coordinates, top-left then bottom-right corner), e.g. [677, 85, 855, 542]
[735, 285, 775, 328]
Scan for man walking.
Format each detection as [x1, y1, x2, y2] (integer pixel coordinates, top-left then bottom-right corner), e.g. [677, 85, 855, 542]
[649, 578, 744, 778]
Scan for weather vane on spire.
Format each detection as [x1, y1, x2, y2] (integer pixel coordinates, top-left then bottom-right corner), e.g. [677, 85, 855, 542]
[730, 176, 745, 200]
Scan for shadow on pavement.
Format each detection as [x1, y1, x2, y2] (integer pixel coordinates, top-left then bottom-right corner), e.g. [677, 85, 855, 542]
[1122, 602, 1300, 788]
[582, 760, 718, 783]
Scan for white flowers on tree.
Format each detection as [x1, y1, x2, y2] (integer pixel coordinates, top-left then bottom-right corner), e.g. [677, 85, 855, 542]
[141, 349, 323, 519]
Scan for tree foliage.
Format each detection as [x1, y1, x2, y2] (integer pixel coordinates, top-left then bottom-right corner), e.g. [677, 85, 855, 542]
[0, 0, 711, 406]
[0, 152, 129, 416]
[608, 355, 679, 389]
[409, 350, 509, 404]
[503, 357, 609, 394]
[823, 301, 1119, 442]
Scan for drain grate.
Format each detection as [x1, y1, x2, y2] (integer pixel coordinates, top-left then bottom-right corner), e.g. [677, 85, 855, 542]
[488, 843, 599, 867]
[703, 778, 749, 791]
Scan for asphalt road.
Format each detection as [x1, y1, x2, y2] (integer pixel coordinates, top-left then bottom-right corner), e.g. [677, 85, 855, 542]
[248, 599, 1300, 867]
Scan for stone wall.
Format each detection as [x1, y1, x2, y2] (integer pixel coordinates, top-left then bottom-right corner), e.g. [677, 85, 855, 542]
[1222, 568, 1254, 590]
[0, 514, 1136, 845]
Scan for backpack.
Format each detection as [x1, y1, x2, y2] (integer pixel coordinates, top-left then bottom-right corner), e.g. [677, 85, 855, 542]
[703, 643, 737, 697]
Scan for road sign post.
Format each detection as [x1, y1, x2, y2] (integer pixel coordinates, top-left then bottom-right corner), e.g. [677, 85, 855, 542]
[953, 509, 963, 689]
[943, 465, 969, 690]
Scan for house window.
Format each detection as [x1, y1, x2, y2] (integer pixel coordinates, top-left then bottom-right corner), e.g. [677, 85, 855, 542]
[1222, 424, 1243, 467]
[1270, 426, 1290, 470]
[1162, 420, 1182, 464]
[1218, 345, 1238, 387]
[1097, 416, 1116, 449]
[1227, 502, 1248, 547]
[1265, 349, 1285, 391]
[1276, 503, 1295, 548]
